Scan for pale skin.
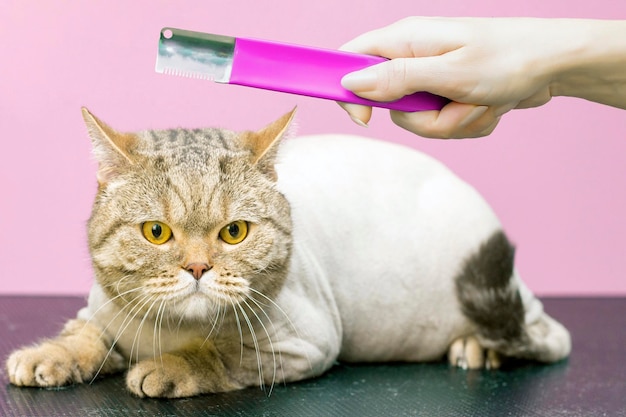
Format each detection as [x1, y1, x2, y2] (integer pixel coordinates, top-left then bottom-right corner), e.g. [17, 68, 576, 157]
[338, 17, 626, 139]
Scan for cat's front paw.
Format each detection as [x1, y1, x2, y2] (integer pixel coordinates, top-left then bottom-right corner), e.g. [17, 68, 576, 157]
[127, 354, 201, 398]
[448, 336, 501, 370]
[7, 343, 80, 387]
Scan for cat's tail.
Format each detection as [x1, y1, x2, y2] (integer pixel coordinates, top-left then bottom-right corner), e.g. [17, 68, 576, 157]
[454, 231, 571, 364]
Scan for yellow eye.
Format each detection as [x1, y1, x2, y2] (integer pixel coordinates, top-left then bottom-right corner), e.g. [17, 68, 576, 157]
[219, 221, 248, 245]
[142, 221, 172, 245]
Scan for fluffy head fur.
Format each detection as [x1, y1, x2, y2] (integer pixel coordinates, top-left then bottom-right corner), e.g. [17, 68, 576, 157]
[83, 108, 296, 321]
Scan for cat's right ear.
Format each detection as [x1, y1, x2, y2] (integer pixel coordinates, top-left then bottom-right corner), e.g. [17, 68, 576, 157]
[81, 108, 137, 185]
[240, 107, 297, 181]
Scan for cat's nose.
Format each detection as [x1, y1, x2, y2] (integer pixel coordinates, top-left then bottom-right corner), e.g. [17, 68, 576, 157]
[185, 263, 211, 280]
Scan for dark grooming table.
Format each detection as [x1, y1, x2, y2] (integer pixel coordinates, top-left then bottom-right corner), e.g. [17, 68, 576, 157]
[1, 296, 624, 416]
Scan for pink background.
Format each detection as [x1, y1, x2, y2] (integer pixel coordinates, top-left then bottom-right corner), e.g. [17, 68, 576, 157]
[1, 1, 625, 296]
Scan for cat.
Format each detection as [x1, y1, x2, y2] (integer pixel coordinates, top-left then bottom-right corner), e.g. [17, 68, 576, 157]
[6, 108, 571, 398]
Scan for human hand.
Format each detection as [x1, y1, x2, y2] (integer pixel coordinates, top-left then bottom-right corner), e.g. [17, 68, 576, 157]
[339, 17, 566, 138]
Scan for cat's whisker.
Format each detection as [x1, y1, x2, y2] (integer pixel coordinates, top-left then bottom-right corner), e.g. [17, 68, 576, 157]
[113, 274, 139, 304]
[242, 298, 277, 395]
[107, 292, 156, 371]
[152, 301, 160, 361]
[228, 296, 245, 365]
[95, 291, 146, 342]
[89, 292, 153, 384]
[131, 296, 160, 365]
[89, 290, 146, 365]
[246, 294, 287, 389]
[80, 283, 141, 333]
[237, 303, 265, 391]
[175, 311, 186, 336]
[199, 301, 223, 348]
[120, 294, 156, 370]
[219, 301, 230, 343]
[162, 301, 176, 335]
[154, 299, 167, 368]
[248, 287, 312, 372]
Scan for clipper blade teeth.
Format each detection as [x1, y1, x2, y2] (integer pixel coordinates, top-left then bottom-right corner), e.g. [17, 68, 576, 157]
[162, 67, 215, 81]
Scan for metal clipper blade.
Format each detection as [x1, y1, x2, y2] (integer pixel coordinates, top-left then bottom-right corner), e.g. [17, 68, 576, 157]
[156, 28, 235, 82]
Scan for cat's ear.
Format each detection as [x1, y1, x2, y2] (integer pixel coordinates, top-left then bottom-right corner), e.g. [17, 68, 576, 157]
[240, 107, 297, 180]
[82, 108, 138, 185]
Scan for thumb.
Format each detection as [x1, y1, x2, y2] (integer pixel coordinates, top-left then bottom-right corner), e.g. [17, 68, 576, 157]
[341, 57, 449, 102]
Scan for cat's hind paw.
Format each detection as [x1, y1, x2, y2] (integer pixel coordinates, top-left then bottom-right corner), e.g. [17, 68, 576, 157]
[447, 336, 501, 370]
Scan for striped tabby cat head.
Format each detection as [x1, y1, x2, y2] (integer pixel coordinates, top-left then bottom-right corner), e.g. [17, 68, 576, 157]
[82, 108, 295, 321]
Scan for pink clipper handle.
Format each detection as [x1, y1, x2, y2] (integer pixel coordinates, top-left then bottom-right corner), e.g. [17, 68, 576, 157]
[229, 38, 448, 112]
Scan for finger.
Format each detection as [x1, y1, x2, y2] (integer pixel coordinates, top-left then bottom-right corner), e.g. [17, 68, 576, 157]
[340, 27, 416, 58]
[477, 117, 501, 137]
[389, 102, 498, 139]
[340, 17, 462, 58]
[341, 57, 458, 103]
[391, 102, 478, 138]
[340, 26, 389, 54]
[515, 89, 552, 109]
[337, 102, 372, 127]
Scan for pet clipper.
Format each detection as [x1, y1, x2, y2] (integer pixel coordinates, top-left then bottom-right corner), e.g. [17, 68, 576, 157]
[155, 27, 448, 112]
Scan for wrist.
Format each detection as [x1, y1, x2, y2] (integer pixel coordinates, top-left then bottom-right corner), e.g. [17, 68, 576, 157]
[549, 19, 626, 108]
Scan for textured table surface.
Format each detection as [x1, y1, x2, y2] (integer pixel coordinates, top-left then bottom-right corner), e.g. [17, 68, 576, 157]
[1, 296, 624, 417]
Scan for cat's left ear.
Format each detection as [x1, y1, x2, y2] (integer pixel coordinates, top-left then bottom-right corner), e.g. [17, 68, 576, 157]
[241, 107, 297, 180]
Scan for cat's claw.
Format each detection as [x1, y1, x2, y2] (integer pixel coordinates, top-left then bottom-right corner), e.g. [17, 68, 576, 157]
[448, 336, 501, 370]
[485, 349, 502, 370]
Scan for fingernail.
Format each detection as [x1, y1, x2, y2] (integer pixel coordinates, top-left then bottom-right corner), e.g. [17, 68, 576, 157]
[349, 114, 369, 128]
[341, 70, 378, 91]
[459, 106, 489, 128]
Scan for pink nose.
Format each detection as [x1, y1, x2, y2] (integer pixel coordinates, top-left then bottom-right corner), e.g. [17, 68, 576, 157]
[185, 263, 211, 280]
